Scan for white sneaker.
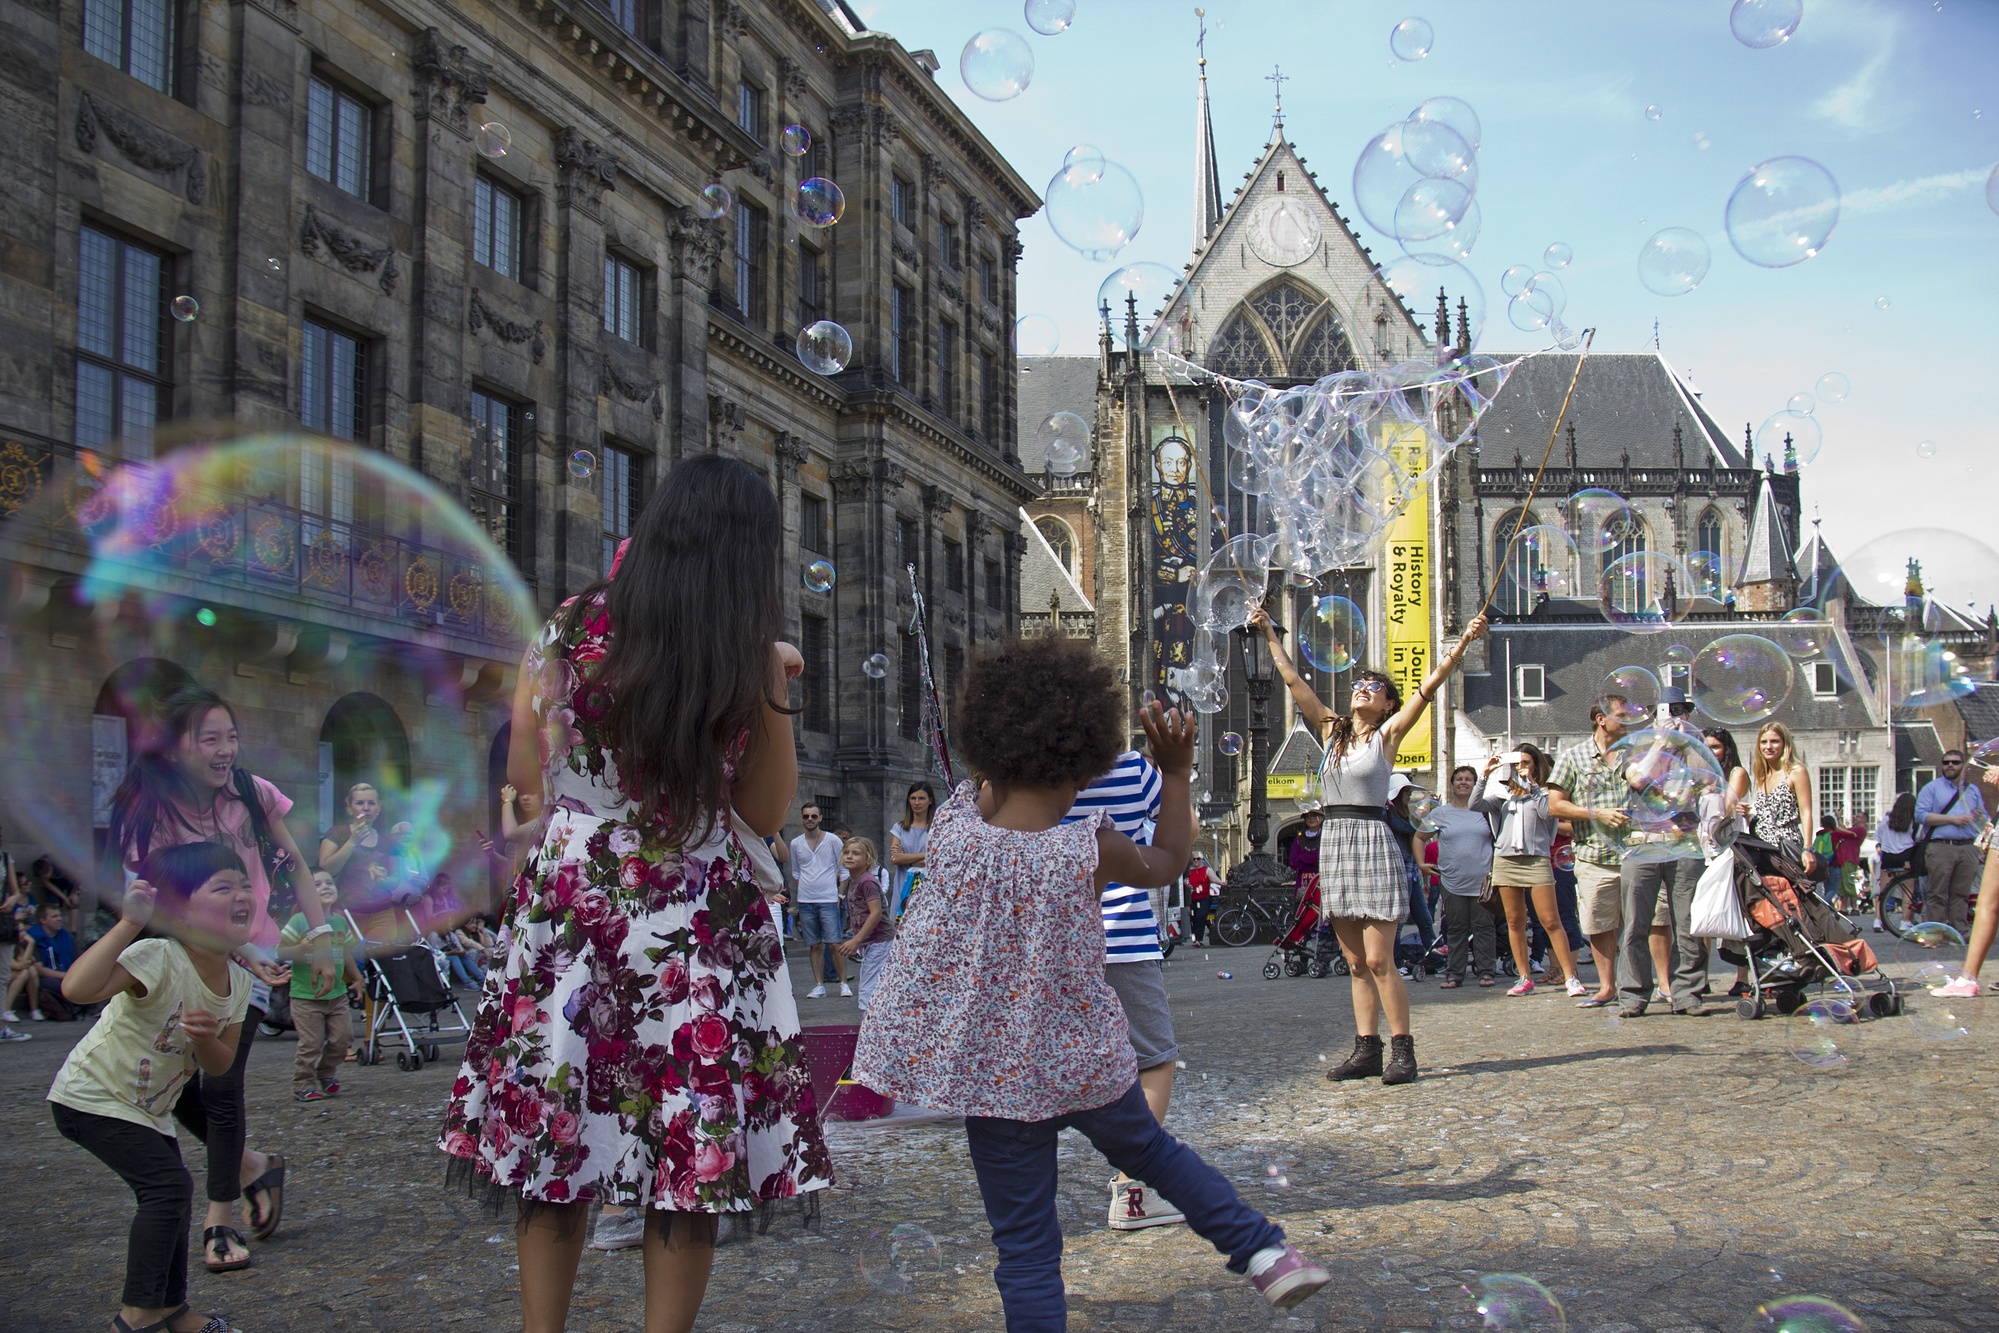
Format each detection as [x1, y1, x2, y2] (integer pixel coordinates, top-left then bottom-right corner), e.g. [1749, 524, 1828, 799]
[0, 1026, 28, 1042]
[0, 1010, 17, 1022]
[1929, 975, 1982, 998]
[26, 1010, 42, 1021]
[588, 1208, 646, 1251]
[1565, 977, 1589, 998]
[1106, 1176, 1184, 1231]
[838, 982, 853, 997]
[806, 985, 826, 999]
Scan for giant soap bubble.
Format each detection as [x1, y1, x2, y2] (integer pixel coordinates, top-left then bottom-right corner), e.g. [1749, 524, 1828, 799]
[1045, 157, 1144, 260]
[1755, 409, 1822, 466]
[1613, 726, 1726, 863]
[1726, 157, 1840, 268]
[1563, 488, 1637, 556]
[0, 435, 537, 918]
[1353, 120, 1475, 239]
[1248, 196, 1323, 267]
[959, 30, 1034, 101]
[1299, 595, 1364, 673]
[1599, 550, 1690, 634]
[1730, 0, 1803, 49]
[1636, 227, 1710, 297]
[1378, 254, 1486, 350]
[1193, 535, 1271, 632]
[1507, 525, 1582, 600]
[1691, 634, 1794, 725]
[1097, 263, 1179, 346]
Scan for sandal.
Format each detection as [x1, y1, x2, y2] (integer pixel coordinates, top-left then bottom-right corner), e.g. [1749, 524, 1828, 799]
[1438, 978, 1461, 989]
[203, 1225, 252, 1273]
[243, 1154, 286, 1241]
[112, 1304, 189, 1333]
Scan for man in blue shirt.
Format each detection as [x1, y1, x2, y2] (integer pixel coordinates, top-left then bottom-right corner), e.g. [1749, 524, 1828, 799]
[1916, 750, 1987, 932]
[28, 904, 76, 1018]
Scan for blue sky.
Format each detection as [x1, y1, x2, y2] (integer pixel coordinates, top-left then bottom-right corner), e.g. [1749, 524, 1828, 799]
[856, 0, 1999, 608]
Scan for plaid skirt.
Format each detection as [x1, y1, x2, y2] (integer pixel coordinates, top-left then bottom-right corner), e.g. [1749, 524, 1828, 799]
[1318, 818, 1409, 923]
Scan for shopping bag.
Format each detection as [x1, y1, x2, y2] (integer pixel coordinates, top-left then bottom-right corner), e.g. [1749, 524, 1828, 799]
[1690, 849, 1751, 940]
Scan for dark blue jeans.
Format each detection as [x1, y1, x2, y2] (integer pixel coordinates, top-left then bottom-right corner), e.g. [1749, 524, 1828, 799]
[1405, 865, 1437, 952]
[1530, 869, 1584, 968]
[963, 1081, 1283, 1331]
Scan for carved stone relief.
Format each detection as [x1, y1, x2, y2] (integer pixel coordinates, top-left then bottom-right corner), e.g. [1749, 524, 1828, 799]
[299, 206, 400, 294]
[466, 291, 546, 363]
[412, 27, 492, 132]
[555, 128, 619, 217]
[602, 355, 664, 419]
[75, 93, 207, 205]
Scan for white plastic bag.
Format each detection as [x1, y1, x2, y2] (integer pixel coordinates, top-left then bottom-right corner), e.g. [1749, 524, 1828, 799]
[1690, 848, 1751, 940]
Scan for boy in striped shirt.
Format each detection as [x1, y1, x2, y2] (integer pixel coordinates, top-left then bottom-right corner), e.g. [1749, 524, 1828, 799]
[1064, 749, 1186, 1231]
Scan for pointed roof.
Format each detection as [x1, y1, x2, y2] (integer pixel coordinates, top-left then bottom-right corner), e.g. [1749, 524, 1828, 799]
[1737, 472, 1798, 589]
[1270, 721, 1325, 778]
[1474, 352, 1747, 469]
[1192, 53, 1223, 252]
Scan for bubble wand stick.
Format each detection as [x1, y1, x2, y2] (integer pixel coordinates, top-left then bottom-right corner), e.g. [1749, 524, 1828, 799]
[1479, 328, 1596, 616]
[907, 563, 956, 783]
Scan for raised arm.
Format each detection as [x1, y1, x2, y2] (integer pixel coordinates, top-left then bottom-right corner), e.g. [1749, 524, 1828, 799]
[1381, 613, 1489, 752]
[1096, 704, 1196, 890]
[1249, 605, 1333, 734]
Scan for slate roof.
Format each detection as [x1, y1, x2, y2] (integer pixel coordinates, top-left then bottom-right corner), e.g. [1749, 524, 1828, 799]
[1738, 476, 1797, 588]
[1017, 356, 1099, 473]
[1270, 721, 1325, 778]
[1475, 352, 1746, 469]
[1954, 682, 1999, 747]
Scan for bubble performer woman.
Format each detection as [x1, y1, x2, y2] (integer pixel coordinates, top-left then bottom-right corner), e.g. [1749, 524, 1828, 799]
[105, 683, 338, 1271]
[439, 454, 830, 1333]
[1250, 604, 1487, 1086]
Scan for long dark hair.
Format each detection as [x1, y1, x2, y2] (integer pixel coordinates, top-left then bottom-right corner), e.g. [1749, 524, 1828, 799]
[106, 684, 257, 871]
[137, 842, 247, 920]
[1888, 791, 1915, 834]
[901, 782, 936, 830]
[560, 454, 786, 844]
[1326, 670, 1401, 760]
[1701, 727, 1744, 777]
[1516, 741, 1551, 784]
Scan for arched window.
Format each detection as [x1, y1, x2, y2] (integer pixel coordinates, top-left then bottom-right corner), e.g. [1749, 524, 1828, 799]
[1601, 518, 1652, 614]
[1491, 510, 1546, 617]
[1205, 279, 1349, 383]
[1207, 311, 1277, 381]
[1291, 311, 1357, 379]
[1035, 516, 1075, 574]
[1694, 508, 1727, 595]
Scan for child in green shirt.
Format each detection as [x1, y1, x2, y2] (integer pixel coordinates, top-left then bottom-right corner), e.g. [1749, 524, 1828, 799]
[279, 871, 363, 1102]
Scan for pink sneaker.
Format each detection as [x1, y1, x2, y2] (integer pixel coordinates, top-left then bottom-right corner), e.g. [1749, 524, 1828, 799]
[1247, 1242, 1332, 1310]
[1929, 975, 1981, 998]
[1507, 979, 1535, 996]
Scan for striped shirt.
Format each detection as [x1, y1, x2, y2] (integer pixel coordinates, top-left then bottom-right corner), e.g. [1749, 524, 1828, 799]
[1063, 751, 1163, 963]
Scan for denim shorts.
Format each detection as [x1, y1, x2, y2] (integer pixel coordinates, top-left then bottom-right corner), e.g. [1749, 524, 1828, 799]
[796, 901, 844, 945]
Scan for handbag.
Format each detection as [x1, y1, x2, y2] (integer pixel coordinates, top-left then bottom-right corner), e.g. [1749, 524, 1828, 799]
[1690, 849, 1751, 940]
[1477, 875, 1506, 921]
[1912, 783, 1966, 877]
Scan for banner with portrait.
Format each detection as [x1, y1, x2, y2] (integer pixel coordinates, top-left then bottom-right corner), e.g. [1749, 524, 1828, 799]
[1148, 429, 1198, 691]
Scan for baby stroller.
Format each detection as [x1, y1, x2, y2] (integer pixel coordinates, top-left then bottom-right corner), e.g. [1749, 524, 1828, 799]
[1261, 877, 1347, 980]
[348, 908, 475, 1071]
[1719, 838, 1901, 1021]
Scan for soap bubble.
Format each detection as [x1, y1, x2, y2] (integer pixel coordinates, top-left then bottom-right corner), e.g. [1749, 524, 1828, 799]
[1692, 634, 1794, 725]
[1729, 0, 1804, 49]
[1398, 195, 1480, 263]
[1815, 371, 1850, 403]
[1500, 264, 1534, 296]
[1772, 607, 1827, 659]
[1193, 535, 1271, 632]
[170, 295, 200, 323]
[566, 449, 596, 480]
[1389, 16, 1434, 60]
[797, 320, 853, 375]
[1507, 525, 1582, 600]
[1353, 120, 1473, 239]
[1903, 922, 1965, 949]
[1023, 0, 1075, 35]
[1726, 157, 1840, 268]
[803, 560, 836, 593]
[1096, 263, 1180, 345]
[1614, 727, 1723, 860]
[1742, 1296, 1867, 1333]
[1044, 157, 1143, 260]
[1036, 411, 1092, 473]
[1787, 392, 1815, 416]
[697, 184, 732, 219]
[1219, 731, 1243, 757]
[779, 124, 811, 156]
[1508, 286, 1557, 333]
[264, 256, 284, 273]
[1460, 1274, 1565, 1332]
[1915, 439, 1938, 460]
[1874, 296, 1890, 310]
[1395, 178, 1476, 248]
[1755, 410, 1822, 466]
[1599, 665, 1661, 725]
[1250, 195, 1324, 267]
[1409, 95, 1482, 152]
[1299, 595, 1364, 673]
[794, 177, 845, 228]
[1906, 965, 1973, 1041]
[1563, 489, 1638, 555]
[1015, 314, 1060, 356]
[1663, 643, 1694, 670]
[1821, 529, 1999, 631]
[1599, 550, 1689, 634]
[475, 121, 511, 157]
[1061, 144, 1105, 178]
[1786, 997, 1855, 1069]
[862, 653, 890, 679]
[1543, 241, 1572, 269]
[1644, 104, 1663, 121]
[0, 436, 537, 895]
[1686, 549, 1734, 598]
[1636, 227, 1710, 296]
[859, 1222, 942, 1294]
[960, 30, 1033, 100]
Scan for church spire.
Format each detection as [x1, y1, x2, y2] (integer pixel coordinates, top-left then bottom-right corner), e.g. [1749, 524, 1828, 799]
[1192, 9, 1223, 252]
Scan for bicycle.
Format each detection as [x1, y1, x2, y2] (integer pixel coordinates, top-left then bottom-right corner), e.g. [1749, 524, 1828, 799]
[1214, 892, 1296, 947]
[1872, 862, 1923, 935]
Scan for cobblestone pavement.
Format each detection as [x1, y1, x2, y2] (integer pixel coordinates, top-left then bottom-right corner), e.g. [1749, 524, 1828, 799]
[7, 935, 1998, 1332]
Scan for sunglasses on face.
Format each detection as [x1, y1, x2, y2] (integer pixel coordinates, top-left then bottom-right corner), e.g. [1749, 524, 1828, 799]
[1943, 760, 1964, 767]
[1352, 681, 1388, 696]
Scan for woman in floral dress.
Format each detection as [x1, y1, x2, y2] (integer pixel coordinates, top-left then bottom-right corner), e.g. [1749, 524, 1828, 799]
[440, 454, 830, 1333]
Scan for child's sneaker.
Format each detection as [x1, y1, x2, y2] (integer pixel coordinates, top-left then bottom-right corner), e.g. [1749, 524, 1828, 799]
[1507, 979, 1534, 996]
[1106, 1176, 1184, 1231]
[839, 982, 854, 998]
[1247, 1242, 1331, 1310]
[319, 1078, 341, 1097]
[1929, 975, 1981, 998]
[589, 1207, 646, 1251]
[0, 1010, 18, 1022]
[0, 1026, 29, 1042]
[1565, 977, 1588, 998]
[295, 1087, 326, 1102]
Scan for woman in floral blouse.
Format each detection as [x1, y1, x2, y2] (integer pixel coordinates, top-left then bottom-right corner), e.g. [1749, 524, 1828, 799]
[440, 454, 830, 1333]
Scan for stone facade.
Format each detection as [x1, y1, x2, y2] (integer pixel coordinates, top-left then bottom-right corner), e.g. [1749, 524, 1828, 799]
[1, 0, 1038, 881]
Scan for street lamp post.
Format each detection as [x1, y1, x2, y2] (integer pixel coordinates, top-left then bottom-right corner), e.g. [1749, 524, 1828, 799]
[1225, 620, 1289, 895]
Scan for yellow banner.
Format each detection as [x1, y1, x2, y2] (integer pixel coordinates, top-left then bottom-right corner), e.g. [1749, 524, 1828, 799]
[1266, 774, 1311, 800]
[1380, 424, 1432, 767]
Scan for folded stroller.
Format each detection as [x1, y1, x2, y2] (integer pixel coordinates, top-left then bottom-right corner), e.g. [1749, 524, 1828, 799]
[1261, 876, 1346, 980]
[1719, 838, 1902, 1021]
[348, 908, 475, 1070]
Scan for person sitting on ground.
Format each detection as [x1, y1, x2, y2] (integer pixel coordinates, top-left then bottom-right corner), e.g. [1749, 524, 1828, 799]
[278, 871, 363, 1102]
[4, 916, 41, 1023]
[30, 857, 79, 933]
[29, 903, 78, 1019]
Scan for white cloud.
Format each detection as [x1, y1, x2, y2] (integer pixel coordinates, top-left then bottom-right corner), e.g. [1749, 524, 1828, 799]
[1814, 43, 1894, 129]
[1840, 167, 1990, 214]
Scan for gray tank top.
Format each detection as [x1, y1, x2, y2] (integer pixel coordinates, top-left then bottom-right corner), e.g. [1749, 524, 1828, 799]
[1319, 730, 1391, 806]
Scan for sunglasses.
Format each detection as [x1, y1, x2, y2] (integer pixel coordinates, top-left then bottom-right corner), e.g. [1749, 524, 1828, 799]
[1352, 681, 1388, 696]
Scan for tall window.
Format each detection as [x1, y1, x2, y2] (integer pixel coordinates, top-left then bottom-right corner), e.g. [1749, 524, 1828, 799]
[75, 226, 168, 457]
[896, 515, 920, 573]
[944, 538, 964, 593]
[473, 176, 524, 281]
[898, 640, 921, 740]
[1819, 766, 1846, 828]
[599, 444, 640, 576]
[890, 174, 914, 228]
[301, 319, 366, 441]
[603, 254, 641, 343]
[890, 284, 914, 384]
[736, 82, 765, 143]
[1490, 509, 1545, 617]
[1035, 517, 1073, 573]
[600, 0, 637, 35]
[469, 390, 526, 565]
[978, 253, 998, 305]
[82, 0, 174, 93]
[734, 202, 767, 323]
[801, 614, 830, 733]
[1818, 766, 1878, 825]
[305, 77, 373, 201]
[979, 351, 999, 442]
[800, 493, 826, 554]
[936, 216, 959, 269]
[1601, 520, 1650, 614]
[797, 243, 825, 327]
[1696, 508, 1726, 595]
[937, 320, 957, 416]
[984, 557, 1002, 607]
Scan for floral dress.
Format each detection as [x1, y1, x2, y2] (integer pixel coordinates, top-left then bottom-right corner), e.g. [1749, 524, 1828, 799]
[440, 593, 831, 1222]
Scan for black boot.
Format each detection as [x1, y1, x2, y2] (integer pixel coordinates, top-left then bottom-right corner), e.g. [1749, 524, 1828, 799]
[1381, 1034, 1418, 1085]
[1326, 1034, 1384, 1081]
